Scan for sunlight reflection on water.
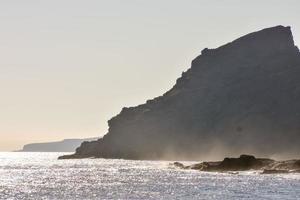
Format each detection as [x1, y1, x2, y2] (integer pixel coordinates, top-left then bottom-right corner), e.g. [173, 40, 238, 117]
[0, 152, 299, 199]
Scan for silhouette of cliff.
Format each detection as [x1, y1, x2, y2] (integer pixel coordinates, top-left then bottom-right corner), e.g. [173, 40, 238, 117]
[60, 25, 300, 160]
[18, 138, 98, 152]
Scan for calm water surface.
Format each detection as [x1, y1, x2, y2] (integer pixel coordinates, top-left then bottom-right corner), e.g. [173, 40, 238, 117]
[0, 152, 299, 199]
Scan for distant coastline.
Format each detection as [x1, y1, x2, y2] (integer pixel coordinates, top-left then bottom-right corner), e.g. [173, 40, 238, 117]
[16, 137, 98, 152]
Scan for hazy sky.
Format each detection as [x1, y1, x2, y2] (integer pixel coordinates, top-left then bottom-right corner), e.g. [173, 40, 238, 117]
[1, 0, 300, 151]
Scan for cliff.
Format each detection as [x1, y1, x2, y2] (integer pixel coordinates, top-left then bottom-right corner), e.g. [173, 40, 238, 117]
[60, 25, 300, 160]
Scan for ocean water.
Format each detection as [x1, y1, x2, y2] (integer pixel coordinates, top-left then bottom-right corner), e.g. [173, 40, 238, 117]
[0, 152, 299, 200]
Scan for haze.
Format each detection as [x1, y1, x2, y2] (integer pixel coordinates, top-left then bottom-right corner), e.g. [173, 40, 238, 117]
[1, 0, 300, 151]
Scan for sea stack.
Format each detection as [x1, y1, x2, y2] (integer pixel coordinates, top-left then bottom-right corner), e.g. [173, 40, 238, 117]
[60, 25, 300, 160]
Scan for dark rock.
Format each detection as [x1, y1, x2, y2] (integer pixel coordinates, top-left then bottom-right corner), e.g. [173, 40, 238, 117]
[295, 160, 300, 167]
[173, 155, 300, 174]
[217, 155, 266, 171]
[262, 169, 289, 174]
[192, 155, 273, 171]
[190, 162, 221, 171]
[173, 162, 185, 169]
[61, 25, 300, 160]
[58, 154, 84, 159]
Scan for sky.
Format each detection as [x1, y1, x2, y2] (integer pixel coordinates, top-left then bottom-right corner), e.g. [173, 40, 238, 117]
[0, 0, 300, 151]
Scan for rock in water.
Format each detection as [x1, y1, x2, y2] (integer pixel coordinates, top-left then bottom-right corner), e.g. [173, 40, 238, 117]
[172, 155, 300, 173]
[60, 25, 300, 160]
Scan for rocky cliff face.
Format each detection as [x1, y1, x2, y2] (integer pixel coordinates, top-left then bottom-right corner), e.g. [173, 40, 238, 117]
[60, 25, 300, 160]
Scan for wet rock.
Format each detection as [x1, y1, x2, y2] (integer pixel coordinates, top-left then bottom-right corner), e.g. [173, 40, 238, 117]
[197, 155, 274, 171]
[173, 155, 300, 174]
[173, 162, 185, 169]
[261, 169, 289, 174]
[58, 154, 87, 159]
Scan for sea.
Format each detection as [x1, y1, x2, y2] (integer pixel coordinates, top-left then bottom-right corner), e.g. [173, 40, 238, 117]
[0, 152, 299, 200]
